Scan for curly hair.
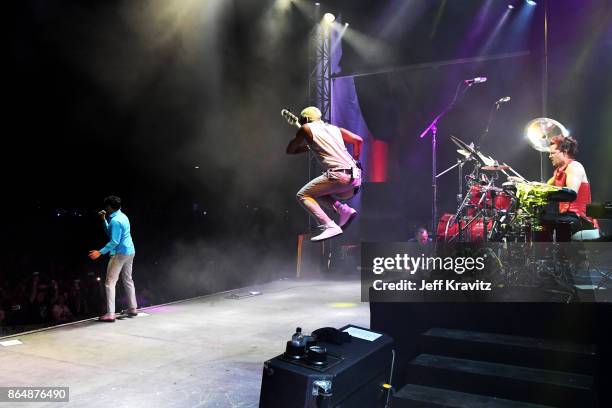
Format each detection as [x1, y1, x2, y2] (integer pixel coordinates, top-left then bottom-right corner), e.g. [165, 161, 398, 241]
[550, 135, 578, 159]
[103, 195, 122, 210]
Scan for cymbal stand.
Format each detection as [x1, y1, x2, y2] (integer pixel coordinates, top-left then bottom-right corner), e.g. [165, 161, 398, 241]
[444, 158, 481, 241]
[482, 178, 494, 242]
[438, 155, 476, 241]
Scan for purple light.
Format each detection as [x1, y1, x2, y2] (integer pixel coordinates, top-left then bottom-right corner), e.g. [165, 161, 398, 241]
[458, 0, 494, 57]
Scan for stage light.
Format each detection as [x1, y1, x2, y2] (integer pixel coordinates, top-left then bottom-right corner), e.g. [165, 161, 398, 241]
[323, 12, 335, 24]
[341, 25, 395, 63]
[274, 0, 293, 12]
[315, 2, 320, 5]
[332, 21, 349, 50]
[525, 0, 537, 5]
[508, 5, 514, 9]
[328, 302, 358, 308]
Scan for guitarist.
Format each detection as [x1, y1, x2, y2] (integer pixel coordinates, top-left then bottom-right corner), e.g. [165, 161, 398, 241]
[286, 106, 363, 242]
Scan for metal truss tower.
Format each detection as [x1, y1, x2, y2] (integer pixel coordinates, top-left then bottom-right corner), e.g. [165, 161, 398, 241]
[305, 10, 334, 269]
[309, 18, 332, 123]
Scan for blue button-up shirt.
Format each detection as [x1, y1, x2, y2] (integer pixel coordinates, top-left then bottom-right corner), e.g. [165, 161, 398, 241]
[99, 209, 135, 256]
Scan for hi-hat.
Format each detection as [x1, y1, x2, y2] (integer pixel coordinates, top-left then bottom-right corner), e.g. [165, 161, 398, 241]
[524, 118, 569, 152]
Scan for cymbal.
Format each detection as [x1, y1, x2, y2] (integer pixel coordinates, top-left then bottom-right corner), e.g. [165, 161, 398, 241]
[450, 135, 474, 153]
[527, 181, 553, 187]
[450, 136, 486, 165]
[481, 165, 510, 171]
[508, 176, 527, 183]
[479, 153, 496, 167]
[524, 118, 569, 152]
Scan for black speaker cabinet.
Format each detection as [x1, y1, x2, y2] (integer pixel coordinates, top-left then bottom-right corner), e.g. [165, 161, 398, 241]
[259, 325, 394, 408]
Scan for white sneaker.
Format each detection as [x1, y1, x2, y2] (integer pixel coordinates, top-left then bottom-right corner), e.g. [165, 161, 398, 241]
[337, 204, 357, 230]
[311, 223, 343, 242]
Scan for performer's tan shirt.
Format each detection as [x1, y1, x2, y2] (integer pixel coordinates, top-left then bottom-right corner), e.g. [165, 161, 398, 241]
[307, 120, 355, 171]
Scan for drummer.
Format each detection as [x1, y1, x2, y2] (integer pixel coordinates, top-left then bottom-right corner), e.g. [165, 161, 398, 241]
[546, 135, 598, 236]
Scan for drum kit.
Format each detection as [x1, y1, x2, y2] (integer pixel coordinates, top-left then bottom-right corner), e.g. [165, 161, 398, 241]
[431, 118, 591, 299]
[436, 118, 576, 243]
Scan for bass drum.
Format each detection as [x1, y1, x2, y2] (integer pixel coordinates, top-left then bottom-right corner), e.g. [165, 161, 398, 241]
[436, 213, 493, 242]
[436, 213, 457, 241]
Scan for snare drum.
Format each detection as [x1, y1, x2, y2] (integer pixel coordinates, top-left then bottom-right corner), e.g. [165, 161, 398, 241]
[494, 191, 512, 212]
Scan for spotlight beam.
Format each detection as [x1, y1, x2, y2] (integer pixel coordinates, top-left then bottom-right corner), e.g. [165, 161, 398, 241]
[332, 51, 530, 79]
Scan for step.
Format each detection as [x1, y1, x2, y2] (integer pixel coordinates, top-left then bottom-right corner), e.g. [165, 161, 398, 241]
[392, 383, 556, 408]
[406, 354, 595, 408]
[421, 328, 597, 374]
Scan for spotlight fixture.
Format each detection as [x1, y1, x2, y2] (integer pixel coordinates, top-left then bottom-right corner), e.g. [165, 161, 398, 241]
[344, 22, 349, 27]
[525, 0, 537, 5]
[508, 4, 514, 9]
[323, 12, 335, 24]
[315, 2, 320, 6]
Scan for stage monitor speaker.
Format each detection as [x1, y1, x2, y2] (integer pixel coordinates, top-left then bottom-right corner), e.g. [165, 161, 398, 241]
[259, 325, 394, 408]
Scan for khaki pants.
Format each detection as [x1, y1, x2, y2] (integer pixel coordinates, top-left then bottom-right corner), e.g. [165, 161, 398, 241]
[105, 254, 137, 314]
[296, 170, 361, 226]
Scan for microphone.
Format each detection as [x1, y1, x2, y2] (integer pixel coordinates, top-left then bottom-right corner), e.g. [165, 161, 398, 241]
[495, 96, 511, 104]
[464, 77, 487, 84]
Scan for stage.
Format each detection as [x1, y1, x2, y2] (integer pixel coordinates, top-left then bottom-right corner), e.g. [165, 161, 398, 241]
[6, 1, 612, 407]
[0, 279, 369, 408]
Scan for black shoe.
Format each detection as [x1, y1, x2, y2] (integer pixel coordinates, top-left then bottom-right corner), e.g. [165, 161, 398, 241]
[121, 309, 138, 318]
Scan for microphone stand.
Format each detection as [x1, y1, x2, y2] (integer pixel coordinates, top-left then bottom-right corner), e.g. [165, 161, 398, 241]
[419, 81, 474, 234]
[476, 99, 507, 149]
[473, 98, 508, 242]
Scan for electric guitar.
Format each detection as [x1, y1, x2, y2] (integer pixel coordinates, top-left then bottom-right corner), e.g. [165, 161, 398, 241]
[281, 109, 301, 129]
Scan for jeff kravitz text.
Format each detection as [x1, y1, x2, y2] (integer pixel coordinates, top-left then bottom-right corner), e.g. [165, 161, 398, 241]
[372, 279, 492, 292]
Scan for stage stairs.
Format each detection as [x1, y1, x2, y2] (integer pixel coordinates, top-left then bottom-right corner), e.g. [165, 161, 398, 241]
[391, 327, 598, 408]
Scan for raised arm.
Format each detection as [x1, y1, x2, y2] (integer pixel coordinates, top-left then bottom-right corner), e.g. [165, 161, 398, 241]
[98, 210, 111, 237]
[339, 128, 363, 160]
